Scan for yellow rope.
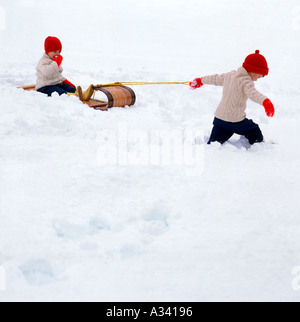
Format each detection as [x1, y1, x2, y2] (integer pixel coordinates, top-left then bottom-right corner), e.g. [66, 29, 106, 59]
[91, 88, 96, 103]
[69, 81, 189, 102]
[94, 81, 190, 87]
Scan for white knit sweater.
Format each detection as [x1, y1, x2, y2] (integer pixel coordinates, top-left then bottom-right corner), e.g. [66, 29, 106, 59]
[202, 67, 267, 123]
[35, 53, 66, 90]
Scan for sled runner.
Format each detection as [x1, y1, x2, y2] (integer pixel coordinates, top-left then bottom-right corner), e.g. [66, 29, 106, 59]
[18, 83, 136, 111]
[17, 84, 36, 91]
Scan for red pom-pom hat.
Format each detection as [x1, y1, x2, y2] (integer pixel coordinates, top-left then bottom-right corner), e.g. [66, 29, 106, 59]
[44, 36, 62, 54]
[243, 50, 269, 76]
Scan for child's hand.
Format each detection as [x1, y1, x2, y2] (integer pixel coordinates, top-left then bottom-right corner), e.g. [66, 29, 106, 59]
[263, 99, 275, 117]
[189, 78, 203, 90]
[63, 79, 76, 90]
[54, 55, 63, 67]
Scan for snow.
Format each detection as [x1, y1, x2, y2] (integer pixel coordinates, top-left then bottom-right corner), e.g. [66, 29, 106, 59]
[0, 0, 300, 302]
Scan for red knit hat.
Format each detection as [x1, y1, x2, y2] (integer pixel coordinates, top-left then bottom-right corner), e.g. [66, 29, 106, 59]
[243, 50, 269, 76]
[44, 36, 62, 53]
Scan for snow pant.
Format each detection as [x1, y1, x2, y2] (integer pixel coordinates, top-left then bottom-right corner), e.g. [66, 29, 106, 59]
[37, 83, 76, 97]
[207, 117, 264, 145]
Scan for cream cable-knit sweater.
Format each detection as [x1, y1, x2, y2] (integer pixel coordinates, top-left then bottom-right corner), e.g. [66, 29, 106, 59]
[35, 53, 66, 90]
[202, 67, 267, 123]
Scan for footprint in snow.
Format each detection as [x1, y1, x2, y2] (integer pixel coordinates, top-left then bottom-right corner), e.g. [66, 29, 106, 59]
[19, 259, 54, 286]
[53, 218, 110, 240]
[53, 219, 88, 239]
[139, 220, 168, 236]
[140, 206, 169, 236]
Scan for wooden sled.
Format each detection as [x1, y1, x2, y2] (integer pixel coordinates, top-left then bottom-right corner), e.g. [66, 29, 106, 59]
[18, 84, 36, 91]
[92, 84, 136, 109]
[77, 84, 136, 109]
[18, 84, 136, 111]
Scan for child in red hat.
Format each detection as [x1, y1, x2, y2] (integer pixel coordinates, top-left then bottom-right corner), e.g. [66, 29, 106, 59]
[190, 50, 275, 145]
[36, 36, 77, 96]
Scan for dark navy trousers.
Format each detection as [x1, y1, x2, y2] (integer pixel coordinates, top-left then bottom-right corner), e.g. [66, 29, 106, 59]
[208, 117, 264, 145]
[37, 83, 76, 97]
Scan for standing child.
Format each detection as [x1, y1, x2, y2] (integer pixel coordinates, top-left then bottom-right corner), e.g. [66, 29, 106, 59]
[190, 50, 275, 145]
[36, 36, 76, 96]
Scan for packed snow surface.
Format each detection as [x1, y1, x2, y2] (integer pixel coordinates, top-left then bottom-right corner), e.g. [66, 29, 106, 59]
[0, 0, 300, 301]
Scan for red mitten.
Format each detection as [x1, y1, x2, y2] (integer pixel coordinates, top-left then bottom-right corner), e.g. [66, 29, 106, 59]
[63, 79, 76, 89]
[263, 99, 275, 117]
[189, 78, 203, 90]
[54, 55, 63, 67]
